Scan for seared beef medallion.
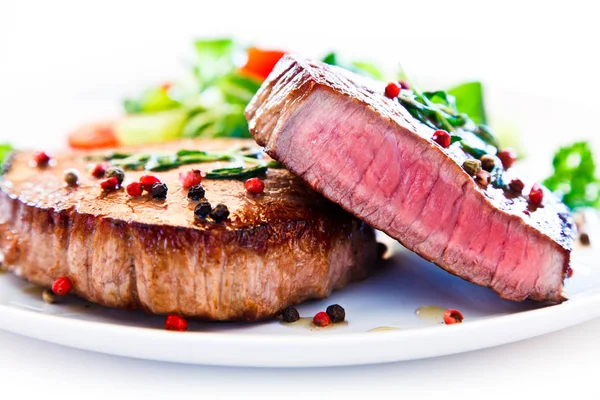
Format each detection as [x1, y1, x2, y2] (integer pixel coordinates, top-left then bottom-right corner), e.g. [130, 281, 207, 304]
[0, 139, 377, 321]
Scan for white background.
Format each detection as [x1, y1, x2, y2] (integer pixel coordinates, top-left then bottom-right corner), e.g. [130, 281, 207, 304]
[1, 0, 599, 398]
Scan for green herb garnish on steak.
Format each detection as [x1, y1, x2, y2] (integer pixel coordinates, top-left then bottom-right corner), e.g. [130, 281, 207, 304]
[90, 146, 271, 180]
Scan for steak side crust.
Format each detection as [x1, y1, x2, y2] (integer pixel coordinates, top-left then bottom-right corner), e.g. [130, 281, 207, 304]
[246, 55, 575, 303]
[0, 139, 377, 321]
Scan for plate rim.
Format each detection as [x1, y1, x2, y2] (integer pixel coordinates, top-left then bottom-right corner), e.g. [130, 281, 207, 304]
[1, 289, 599, 367]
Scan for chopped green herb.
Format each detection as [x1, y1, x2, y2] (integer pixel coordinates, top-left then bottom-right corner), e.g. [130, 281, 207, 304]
[205, 165, 267, 180]
[266, 160, 283, 169]
[321, 52, 338, 66]
[98, 146, 273, 179]
[460, 142, 489, 159]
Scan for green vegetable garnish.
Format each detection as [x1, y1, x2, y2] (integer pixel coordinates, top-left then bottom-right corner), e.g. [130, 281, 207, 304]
[121, 39, 262, 142]
[397, 80, 499, 156]
[192, 38, 236, 90]
[447, 81, 487, 125]
[205, 165, 267, 180]
[115, 109, 188, 146]
[95, 146, 272, 179]
[120, 39, 500, 164]
[0, 143, 13, 164]
[321, 52, 385, 80]
[544, 142, 599, 209]
[123, 86, 181, 114]
[0, 143, 13, 175]
[321, 52, 338, 66]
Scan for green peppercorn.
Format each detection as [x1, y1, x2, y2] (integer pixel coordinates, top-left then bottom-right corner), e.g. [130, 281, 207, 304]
[479, 154, 496, 172]
[64, 169, 79, 186]
[42, 289, 56, 304]
[105, 167, 125, 185]
[326, 304, 346, 323]
[462, 159, 482, 176]
[282, 306, 300, 323]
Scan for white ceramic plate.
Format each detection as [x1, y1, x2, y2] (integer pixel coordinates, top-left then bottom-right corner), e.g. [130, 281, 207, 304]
[1, 91, 599, 367]
[1, 231, 598, 367]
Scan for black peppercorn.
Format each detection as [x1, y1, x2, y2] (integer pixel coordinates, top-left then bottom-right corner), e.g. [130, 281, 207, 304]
[209, 203, 229, 222]
[105, 167, 125, 185]
[194, 201, 212, 219]
[282, 306, 300, 323]
[580, 232, 590, 246]
[326, 304, 345, 323]
[187, 184, 206, 201]
[479, 154, 496, 172]
[151, 182, 168, 200]
[377, 242, 388, 259]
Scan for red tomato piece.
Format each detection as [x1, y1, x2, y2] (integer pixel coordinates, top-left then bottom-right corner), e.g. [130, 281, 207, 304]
[240, 47, 286, 81]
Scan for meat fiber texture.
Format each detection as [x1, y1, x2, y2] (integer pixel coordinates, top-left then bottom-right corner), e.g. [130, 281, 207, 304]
[0, 139, 378, 321]
[246, 55, 575, 302]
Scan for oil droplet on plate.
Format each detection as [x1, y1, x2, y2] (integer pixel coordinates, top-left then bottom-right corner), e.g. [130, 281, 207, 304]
[368, 326, 399, 333]
[58, 303, 95, 316]
[415, 305, 446, 324]
[22, 284, 45, 296]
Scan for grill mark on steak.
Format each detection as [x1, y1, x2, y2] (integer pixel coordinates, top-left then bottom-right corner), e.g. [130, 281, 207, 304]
[0, 139, 378, 320]
[246, 55, 575, 302]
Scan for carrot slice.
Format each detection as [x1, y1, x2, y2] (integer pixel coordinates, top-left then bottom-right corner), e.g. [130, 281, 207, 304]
[68, 121, 119, 149]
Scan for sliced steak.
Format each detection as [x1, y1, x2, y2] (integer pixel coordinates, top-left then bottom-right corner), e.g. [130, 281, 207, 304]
[246, 55, 575, 302]
[0, 138, 377, 321]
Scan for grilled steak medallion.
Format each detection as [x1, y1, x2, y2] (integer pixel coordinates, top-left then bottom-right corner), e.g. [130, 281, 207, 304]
[0, 139, 377, 321]
[246, 55, 575, 302]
